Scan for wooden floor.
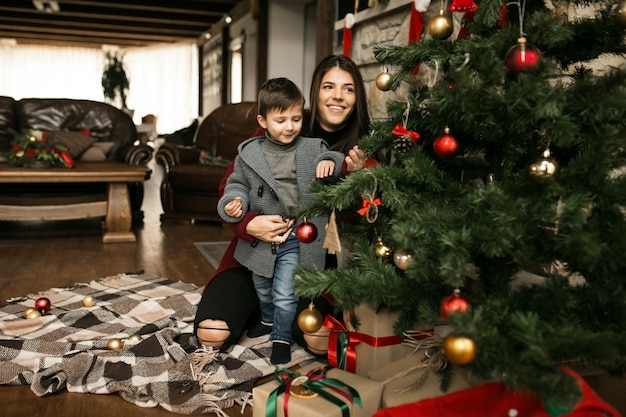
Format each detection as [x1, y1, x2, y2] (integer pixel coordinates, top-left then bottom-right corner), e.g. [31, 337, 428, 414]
[0, 150, 625, 417]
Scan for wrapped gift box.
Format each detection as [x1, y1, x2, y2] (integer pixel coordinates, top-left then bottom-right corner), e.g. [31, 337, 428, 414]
[368, 353, 471, 408]
[252, 361, 383, 417]
[339, 303, 427, 376]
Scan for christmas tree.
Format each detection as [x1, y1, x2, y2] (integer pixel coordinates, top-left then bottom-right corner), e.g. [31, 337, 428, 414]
[295, 0, 626, 410]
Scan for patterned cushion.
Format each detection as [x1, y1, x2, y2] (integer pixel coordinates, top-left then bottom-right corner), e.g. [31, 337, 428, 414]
[50, 130, 97, 158]
[80, 141, 114, 161]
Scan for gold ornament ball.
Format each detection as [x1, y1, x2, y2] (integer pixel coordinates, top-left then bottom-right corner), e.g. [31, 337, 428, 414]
[127, 333, 143, 342]
[376, 71, 392, 91]
[529, 150, 558, 181]
[393, 248, 415, 270]
[107, 338, 125, 350]
[27, 310, 42, 319]
[374, 237, 393, 261]
[443, 334, 476, 365]
[616, 0, 626, 25]
[82, 295, 97, 307]
[297, 303, 324, 334]
[427, 10, 454, 40]
[24, 307, 37, 318]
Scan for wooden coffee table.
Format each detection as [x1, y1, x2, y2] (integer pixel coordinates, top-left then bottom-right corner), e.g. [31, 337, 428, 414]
[0, 161, 151, 243]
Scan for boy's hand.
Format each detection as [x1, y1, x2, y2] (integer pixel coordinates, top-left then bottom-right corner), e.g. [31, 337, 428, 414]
[316, 160, 336, 178]
[224, 197, 243, 217]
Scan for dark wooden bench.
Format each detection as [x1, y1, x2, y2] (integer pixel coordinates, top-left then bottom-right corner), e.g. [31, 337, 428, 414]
[0, 162, 151, 243]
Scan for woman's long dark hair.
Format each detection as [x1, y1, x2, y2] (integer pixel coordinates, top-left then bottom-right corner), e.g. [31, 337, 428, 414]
[307, 55, 370, 155]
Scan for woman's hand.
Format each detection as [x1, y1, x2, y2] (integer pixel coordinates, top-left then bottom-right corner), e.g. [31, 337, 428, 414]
[245, 214, 294, 244]
[345, 145, 367, 173]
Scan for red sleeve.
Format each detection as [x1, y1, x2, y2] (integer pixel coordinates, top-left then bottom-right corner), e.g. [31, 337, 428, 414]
[341, 159, 348, 177]
[365, 157, 378, 168]
[230, 211, 257, 241]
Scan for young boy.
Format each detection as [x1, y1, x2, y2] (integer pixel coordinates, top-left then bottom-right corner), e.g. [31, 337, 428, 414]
[217, 77, 344, 364]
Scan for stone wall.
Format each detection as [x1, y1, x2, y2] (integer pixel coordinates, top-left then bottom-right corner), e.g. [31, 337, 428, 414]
[335, 1, 624, 120]
[335, 1, 462, 120]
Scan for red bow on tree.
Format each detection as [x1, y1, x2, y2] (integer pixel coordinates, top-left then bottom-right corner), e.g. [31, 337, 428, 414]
[392, 125, 420, 141]
[357, 198, 381, 216]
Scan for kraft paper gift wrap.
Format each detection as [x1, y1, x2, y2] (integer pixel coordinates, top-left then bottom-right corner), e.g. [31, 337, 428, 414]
[368, 352, 471, 408]
[252, 361, 383, 417]
[334, 303, 431, 376]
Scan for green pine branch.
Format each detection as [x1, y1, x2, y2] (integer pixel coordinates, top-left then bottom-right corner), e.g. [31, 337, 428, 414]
[299, 0, 626, 408]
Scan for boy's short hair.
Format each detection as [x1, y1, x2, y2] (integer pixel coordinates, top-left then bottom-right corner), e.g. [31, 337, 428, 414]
[258, 77, 305, 117]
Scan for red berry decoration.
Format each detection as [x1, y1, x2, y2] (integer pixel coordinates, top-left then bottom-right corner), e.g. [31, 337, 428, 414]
[440, 289, 469, 320]
[35, 297, 51, 314]
[433, 127, 458, 159]
[296, 219, 318, 244]
[505, 37, 542, 78]
[60, 151, 75, 168]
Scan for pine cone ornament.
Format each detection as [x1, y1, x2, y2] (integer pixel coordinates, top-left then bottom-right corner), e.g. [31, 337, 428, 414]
[391, 124, 421, 153]
[394, 134, 416, 153]
[418, 99, 431, 118]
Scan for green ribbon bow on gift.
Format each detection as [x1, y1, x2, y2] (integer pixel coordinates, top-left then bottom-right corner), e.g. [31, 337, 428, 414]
[266, 365, 362, 417]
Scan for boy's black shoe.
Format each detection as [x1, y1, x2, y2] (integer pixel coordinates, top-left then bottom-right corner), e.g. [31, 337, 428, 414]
[247, 322, 272, 338]
[270, 342, 291, 364]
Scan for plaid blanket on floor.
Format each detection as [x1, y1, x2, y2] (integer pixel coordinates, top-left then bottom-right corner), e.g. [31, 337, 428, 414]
[0, 273, 313, 415]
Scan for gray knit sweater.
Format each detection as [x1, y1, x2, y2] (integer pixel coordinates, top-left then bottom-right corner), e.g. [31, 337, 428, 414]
[217, 135, 344, 278]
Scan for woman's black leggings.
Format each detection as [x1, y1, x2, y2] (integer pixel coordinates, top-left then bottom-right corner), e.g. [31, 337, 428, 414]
[194, 266, 336, 352]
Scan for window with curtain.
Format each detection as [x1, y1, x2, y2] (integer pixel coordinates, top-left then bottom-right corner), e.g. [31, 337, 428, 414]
[229, 32, 244, 104]
[0, 41, 199, 135]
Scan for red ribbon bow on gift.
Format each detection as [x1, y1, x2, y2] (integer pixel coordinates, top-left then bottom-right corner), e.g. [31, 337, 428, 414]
[392, 124, 420, 141]
[325, 315, 363, 373]
[324, 315, 424, 374]
[357, 198, 381, 216]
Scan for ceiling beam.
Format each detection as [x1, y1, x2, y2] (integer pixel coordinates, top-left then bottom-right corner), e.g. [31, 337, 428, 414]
[0, 0, 247, 48]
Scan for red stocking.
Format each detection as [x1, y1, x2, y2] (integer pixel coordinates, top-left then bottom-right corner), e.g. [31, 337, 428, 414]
[342, 13, 355, 58]
[448, 0, 477, 13]
[449, 0, 477, 39]
[457, 11, 474, 39]
[410, 0, 430, 74]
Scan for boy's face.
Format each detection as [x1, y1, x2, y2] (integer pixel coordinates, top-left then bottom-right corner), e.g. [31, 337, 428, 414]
[257, 104, 303, 144]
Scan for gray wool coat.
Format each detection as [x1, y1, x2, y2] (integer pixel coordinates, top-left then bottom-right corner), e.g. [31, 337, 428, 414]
[217, 135, 345, 278]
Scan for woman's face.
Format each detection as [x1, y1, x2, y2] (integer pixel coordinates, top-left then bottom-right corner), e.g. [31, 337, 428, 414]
[317, 67, 356, 132]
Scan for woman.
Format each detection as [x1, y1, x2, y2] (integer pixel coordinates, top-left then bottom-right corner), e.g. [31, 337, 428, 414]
[194, 55, 372, 354]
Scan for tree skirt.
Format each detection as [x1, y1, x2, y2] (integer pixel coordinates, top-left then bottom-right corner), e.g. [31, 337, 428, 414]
[0, 273, 313, 415]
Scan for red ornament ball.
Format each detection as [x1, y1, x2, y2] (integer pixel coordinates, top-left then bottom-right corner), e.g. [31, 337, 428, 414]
[433, 127, 458, 159]
[440, 289, 469, 320]
[505, 37, 542, 78]
[296, 220, 318, 243]
[35, 297, 51, 314]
